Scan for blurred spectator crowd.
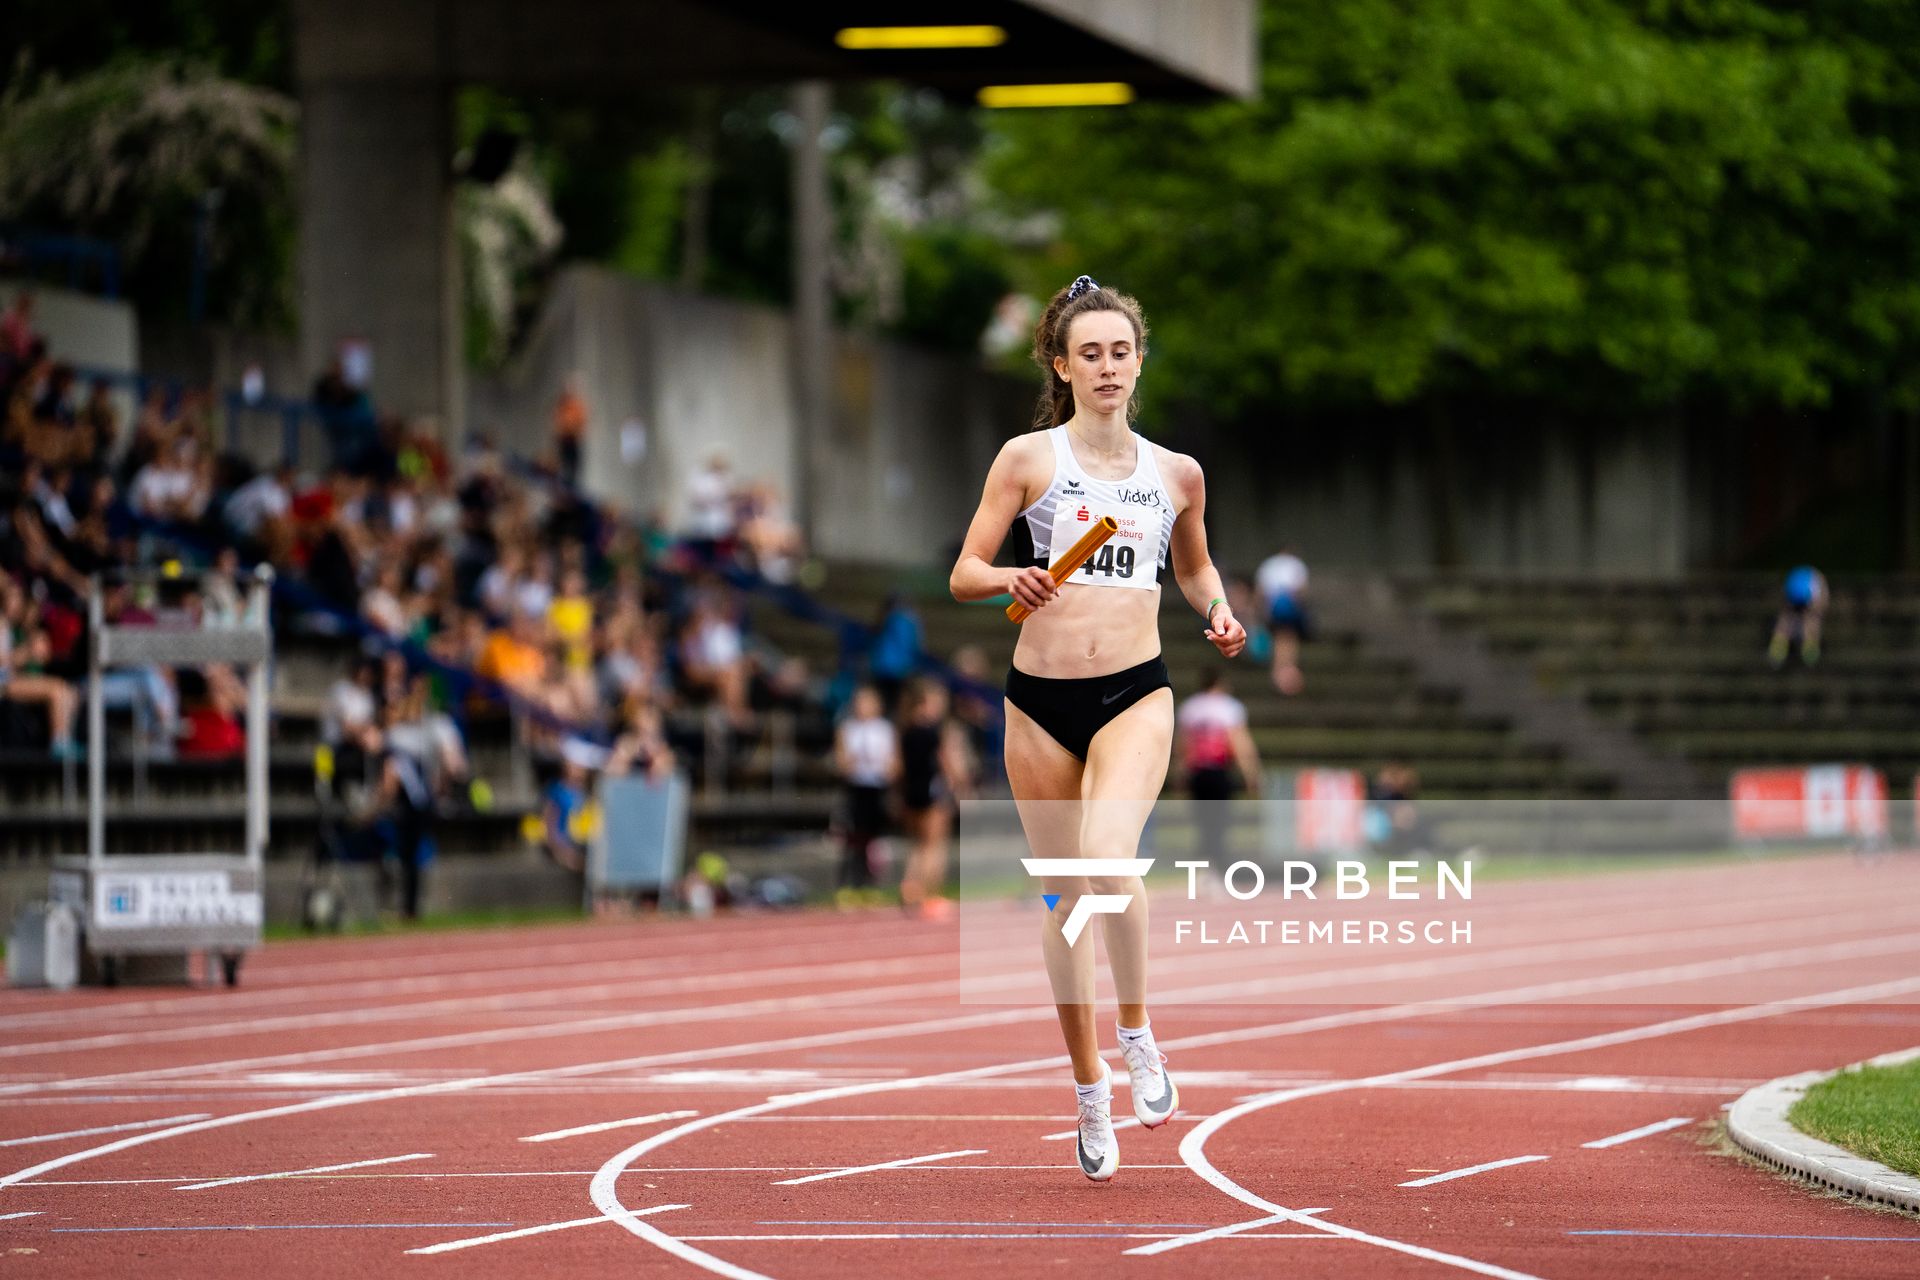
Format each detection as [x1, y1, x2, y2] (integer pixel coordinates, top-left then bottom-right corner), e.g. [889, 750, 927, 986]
[3, 289, 998, 916]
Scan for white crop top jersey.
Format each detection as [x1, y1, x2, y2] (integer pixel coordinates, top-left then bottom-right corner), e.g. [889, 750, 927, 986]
[1019, 426, 1176, 592]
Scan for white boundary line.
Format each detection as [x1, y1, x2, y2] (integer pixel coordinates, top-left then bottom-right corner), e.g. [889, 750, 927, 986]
[587, 950, 1920, 1280]
[0, 1114, 211, 1147]
[7, 894, 1916, 1272]
[176, 1152, 434, 1191]
[1173, 973, 1920, 1275]
[406, 1203, 687, 1255]
[6, 889, 1893, 1103]
[1122, 1211, 1314, 1256]
[673, 1231, 1332, 1242]
[1581, 1117, 1694, 1149]
[521, 1111, 700, 1143]
[1399, 1156, 1549, 1187]
[772, 1149, 986, 1186]
[0, 949, 958, 1063]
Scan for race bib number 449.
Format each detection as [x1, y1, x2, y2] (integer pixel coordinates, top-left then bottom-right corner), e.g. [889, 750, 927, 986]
[1049, 500, 1161, 591]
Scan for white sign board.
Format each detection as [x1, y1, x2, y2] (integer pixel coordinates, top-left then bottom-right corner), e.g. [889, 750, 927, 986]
[92, 872, 262, 930]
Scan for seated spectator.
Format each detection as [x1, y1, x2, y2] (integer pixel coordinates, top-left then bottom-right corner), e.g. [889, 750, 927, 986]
[600, 622, 671, 710]
[679, 588, 752, 728]
[95, 578, 181, 753]
[26, 462, 77, 542]
[130, 436, 208, 525]
[79, 378, 119, 458]
[0, 292, 37, 370]
[477, 542, 525, 621]
[541, 745, 600, 873]
[606, 696, 676, 783]
[309, 630, 368, 726]
[737, 481, 804, 583]
[0, 575, 79, 757]
[177, 666, 248, 759]
[548, 565, 595, 671]
[361, 561, 410, 638]
[224, 463, 293, 559]
[478, 611, 547, 695]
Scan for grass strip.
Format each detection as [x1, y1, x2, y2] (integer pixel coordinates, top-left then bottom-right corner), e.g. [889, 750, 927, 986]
[1788, 1055, 1920, 1179]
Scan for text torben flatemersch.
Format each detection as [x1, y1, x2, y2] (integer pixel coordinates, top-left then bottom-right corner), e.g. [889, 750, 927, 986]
[1168, 858, 1474, 947]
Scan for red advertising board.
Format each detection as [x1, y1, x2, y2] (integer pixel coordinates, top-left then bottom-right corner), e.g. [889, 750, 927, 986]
[1296, 768, 1366, 854]
[1730, 765, 1887, 841]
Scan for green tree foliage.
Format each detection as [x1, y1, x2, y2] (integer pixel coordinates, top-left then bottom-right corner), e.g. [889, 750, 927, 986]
[0, 60, 297, 329]
[985, 0, 1920, 414]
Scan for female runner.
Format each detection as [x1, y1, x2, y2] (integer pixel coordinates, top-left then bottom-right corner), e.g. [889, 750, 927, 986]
[949, 275, 1246, 1181]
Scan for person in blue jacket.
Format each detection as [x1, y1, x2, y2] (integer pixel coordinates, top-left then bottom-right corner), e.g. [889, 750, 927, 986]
[1769, 565, 1828, 668]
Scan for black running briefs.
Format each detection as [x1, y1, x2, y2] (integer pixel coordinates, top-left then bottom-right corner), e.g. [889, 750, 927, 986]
[1003, 655, 1171, 762]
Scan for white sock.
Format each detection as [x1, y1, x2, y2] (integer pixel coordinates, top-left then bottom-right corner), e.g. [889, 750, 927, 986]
[1075, 1072, 1111, 1106]
[1117, 1019, 1155, 1050]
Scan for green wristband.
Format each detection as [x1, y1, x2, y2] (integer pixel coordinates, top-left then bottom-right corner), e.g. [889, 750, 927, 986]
[1206, 596, 1226, 622]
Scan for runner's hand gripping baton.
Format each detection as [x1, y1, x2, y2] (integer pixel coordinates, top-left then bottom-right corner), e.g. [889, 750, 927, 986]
[1006, 515, 1119, 623]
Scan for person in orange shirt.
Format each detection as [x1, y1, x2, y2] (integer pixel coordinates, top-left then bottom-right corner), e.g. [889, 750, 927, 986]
[552, 372, 588, 487]
[478, 612, 547, 694]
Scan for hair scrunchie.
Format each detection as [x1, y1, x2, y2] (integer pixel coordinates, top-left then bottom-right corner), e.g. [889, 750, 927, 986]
[1066, 274, 1100, 300]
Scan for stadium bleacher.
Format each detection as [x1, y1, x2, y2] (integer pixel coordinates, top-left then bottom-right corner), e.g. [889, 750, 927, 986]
[1406, 575, 1920, 794]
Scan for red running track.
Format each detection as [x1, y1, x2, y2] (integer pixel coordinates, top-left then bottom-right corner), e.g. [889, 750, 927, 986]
[3, 852, 1919, 1278]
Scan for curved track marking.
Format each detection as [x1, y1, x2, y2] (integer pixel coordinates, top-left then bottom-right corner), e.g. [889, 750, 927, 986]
[584, 944, 1920, 1278]
[1175, 973, 1920, 1270]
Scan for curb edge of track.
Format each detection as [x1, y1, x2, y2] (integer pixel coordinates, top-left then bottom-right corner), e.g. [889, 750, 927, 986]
[1726, 1046, 1920, 1213]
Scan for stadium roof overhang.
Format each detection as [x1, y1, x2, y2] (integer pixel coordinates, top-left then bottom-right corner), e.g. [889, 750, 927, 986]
[296, 0, 1258, 102]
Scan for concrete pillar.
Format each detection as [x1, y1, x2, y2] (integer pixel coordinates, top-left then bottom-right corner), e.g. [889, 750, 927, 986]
[788, 81, 832, 544]
[296, 4, 460, 439]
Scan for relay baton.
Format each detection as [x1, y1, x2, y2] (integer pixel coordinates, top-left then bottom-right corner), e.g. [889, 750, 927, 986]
[1006, 515, 1119, 622]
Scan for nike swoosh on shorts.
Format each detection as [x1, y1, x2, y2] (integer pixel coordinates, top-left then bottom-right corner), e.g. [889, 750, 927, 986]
[1101, 685, 1135, 706]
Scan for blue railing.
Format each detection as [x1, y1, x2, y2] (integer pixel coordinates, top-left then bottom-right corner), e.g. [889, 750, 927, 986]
[1, 226, 122, 298]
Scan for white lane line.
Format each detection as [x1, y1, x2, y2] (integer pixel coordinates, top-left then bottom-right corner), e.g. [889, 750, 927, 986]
[0, 965, 973, 1098]
[0, 950, 957, 1063]
[521, 1111, 699, 1143]
[0, 1114, 212, 1147]
[676, 1232, 1335, 1242]
[11, 866, 1896, 1037]
[27, 1165, 1194, 1186]
[1399, 1156, 1550, 1187]
[1044, 1117, 1139, 1141]
[1581, 1117, 1694, 1149]
[3, 915, 956, 1031]
[583, 939, 1920, 1280]
[176, 1153, 434, 1191]
[771, 1149, 986, 1186]
[1125, 1210, 1330, 1256]
[11, 910, 1917, 1271]
[406, 1204, 688, 1255]
[11, 879, 1870, 1091]
[0, 1211, 39, 1220]
[1177, 972, 1920, 1279]
[9, 889, 1889, 1103]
